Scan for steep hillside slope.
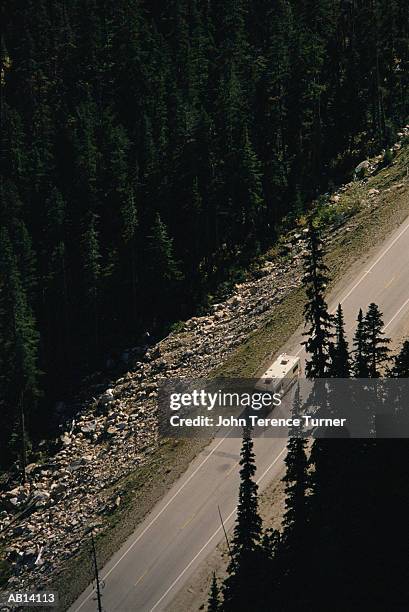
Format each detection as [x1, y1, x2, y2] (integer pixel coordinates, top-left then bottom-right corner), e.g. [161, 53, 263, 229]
[2, 134, 409, 602]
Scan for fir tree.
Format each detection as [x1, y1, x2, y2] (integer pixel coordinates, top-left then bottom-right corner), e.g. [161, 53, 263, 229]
[81, 212, 102, 358]
[208, 572, 220, 612]
[302, 221, 333, 378]
[281, 384, 309, 593]
[282, 385, 309, 537]
[231, 428, 262, 557]
[235, 125, 264, 248]
[144, 213, 182, 326]
[0, 228, 40, 469]
[352, 308, 370, 378]
[146, 213, 182, 286]
[42, 187, 68, 370]
[223, 428, 263, 610]
[364, 302, 391, 377]
[1, 105, 27, 181]
[388, 341, 409, 417]
[328, 303, 350, 377]
[120, 185, 138, 327]
[390, 340, 409, 377]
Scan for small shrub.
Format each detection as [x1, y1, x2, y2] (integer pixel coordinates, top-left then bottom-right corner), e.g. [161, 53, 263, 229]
[169, 320, 185, 334]
[382, 148, 394, 167]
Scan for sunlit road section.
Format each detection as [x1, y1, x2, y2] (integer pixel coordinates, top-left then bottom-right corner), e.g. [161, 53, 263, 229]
[70, 215, 409, 612]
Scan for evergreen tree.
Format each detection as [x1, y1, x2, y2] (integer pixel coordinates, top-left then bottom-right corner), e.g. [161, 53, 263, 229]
[364, 302, 391, 377]
[328, 303, 350, 377]
[282, 385, 309, 536]
[0, 228, 40, 469]
[1, 105, 28, 181]
[302, 221, 333, 378]
[43, 188, 66, 286]
[41, 187, 69, 373]
[223, 428, 263, 610]
[352, 308, 370, 378]
[81, 211, 102, 358]
[143, 213, 182, 326]
[208, 572, 220, 612]
[234, 126, 264, 248]
[281, 384, 309, 593]
[9, 218, 37, 299]
[120, 185, 138, 327]
[390, 340, 409, 377]
[388, 340, 409, 418]
[146, 213, 182, 286]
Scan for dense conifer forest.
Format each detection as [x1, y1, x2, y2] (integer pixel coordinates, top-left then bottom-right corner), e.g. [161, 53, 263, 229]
[2, 0, 409, 467]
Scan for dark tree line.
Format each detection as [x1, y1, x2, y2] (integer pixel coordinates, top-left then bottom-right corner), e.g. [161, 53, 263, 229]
[2, 1, 409, 467]
[211, 223, 409, 610]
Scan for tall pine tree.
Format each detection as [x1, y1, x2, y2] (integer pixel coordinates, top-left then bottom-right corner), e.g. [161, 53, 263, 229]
[223, 428, 263, 611]
[364, 302, 391, 377]
[390, 340, 409, 377]
[352, 308, 370, 377]
[302, 221, 333, 378]
[208, 572, 220, 612]
[328, 303, 350, 377]
[281, 384, 309, 595]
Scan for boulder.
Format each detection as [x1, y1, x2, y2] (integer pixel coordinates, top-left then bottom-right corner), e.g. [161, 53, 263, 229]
[354, 160, 370, 177]
[67, 459, 83, 473]
[7, 486, 24, 499]
[368, 188, 379, 196]
[25, 463, 38, 476]
[60, 432, 71, 447]
[99, 388, 114, 405]
[31, 490, 50, 507]
[81, 422, 96, 435]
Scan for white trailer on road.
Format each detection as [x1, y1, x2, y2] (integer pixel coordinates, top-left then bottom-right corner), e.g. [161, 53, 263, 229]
[254, 353, 300, 399]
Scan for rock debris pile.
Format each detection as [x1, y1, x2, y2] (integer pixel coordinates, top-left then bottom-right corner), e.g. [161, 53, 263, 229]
[0, 242, 304, 591]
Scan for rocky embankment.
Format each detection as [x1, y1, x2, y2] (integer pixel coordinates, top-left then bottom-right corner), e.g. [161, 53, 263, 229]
[1, 251, 305, 590]
[1, 131, 408, 592]
[1, 249, 306, 591]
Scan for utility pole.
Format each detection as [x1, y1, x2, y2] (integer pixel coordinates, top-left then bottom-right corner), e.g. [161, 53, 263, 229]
[218, 505, 234, 566]
[91, 531, 103, 612]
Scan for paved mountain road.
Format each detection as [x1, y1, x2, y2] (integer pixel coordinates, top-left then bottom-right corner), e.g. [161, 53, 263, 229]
[70, 214, 409, 612]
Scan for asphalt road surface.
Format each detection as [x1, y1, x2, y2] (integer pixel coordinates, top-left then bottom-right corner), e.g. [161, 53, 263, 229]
[70, 214, 409, 612]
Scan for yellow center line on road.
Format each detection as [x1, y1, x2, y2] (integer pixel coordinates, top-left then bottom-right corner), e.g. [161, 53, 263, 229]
[134, 569, 148, 587]
[134, 457, 241, 587]
[180, 514, 196, 530]
[384, 275, 396, 290]
[136, 446, 277, 590]
[225, 460, 240, 477]
[180, 460, 240, 531]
